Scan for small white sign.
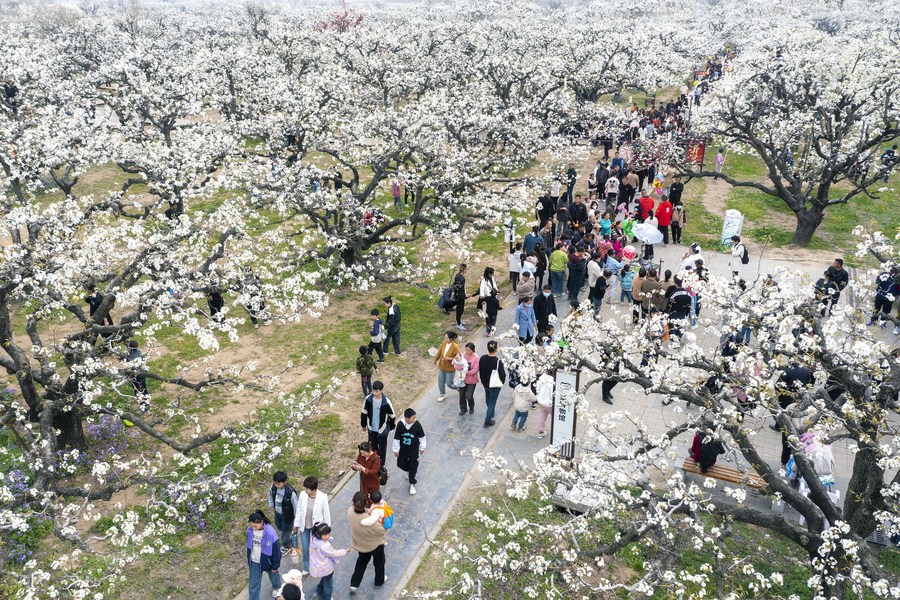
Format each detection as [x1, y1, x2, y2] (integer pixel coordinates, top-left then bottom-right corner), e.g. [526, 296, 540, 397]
[721, 209, 744, 245]
[551, 369, 578, 458]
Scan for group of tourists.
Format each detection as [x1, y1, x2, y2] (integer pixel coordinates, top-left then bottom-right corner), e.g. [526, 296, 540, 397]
[248, 395, 426, 600]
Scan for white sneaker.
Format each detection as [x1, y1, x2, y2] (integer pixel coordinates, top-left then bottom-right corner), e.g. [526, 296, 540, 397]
[437, 395, 445, 402]
[349, 587, 357, 594]
[409, 484, 416, 495]
[895, 325, 900, 335]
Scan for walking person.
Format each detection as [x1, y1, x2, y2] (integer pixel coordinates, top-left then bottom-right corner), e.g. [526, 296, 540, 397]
[508, 243, 523, 291]
[656, 195, 673, 245]
[535, 373, 553, 439]
[619, 264, 635, 304]
[516, 271, 535, 304]
[478, 267, 499, 312]
[478, 340, 506, 429]
[515, 294, 537, 345]
[356, 345, 376, 398]
[207, 289, 224, 321]
[348, 491, 387, 593]
[390, 177, 402, 210]
[381, 296, 401, 356]
[433, 331, 461, 402]
[293, 476, 331, 575]
[867, 268, 900, 329]
[351, 442, 381, 503]
[309, 522, 353, 600]
[267, 471, 299, 555]
[533, 284, 557, 333]
[392, 408, 426, 495]
[566, 245, 587, 306]
[360, 381, 395, 469]
[670, 200, 686, 244]
[457, 343, 480, 415]
[451, 263, 476, 331]
[725, 235, 747, 281]
[565, 162, 577, 202]
[246, 511, 283, 600]
[548, 242, 569, 296]
[714, 148, 725, 179]
[367, 310, 385, 363]
[124, 339, 150, 413]
[85, 283, 114, 326]
[822, 258, 849, 315]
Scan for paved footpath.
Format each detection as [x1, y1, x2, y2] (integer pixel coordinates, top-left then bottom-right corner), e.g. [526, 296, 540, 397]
[236, 242, 895, 600]
[235, 292, 521, 600]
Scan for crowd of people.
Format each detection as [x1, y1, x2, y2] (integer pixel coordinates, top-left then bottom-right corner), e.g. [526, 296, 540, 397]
[236, 52, 898, 599]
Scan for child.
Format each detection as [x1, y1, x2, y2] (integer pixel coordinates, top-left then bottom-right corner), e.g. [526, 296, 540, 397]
[483, 289, 501, 336]
[511, 382, 535, 432]
[361, 490, 388, 527]
[368, 310, 385, 363]
[451, 352, 467, 389]
[356, 345, 376, 398]
[246, 511, 283, 600]
[309, 522, 353, 600]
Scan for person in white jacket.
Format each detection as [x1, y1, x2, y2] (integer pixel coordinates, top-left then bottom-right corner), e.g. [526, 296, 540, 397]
[293, 476, 332, 575]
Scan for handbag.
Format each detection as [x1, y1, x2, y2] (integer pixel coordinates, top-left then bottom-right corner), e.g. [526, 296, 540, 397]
[489, 362, 503, 388]
[378, 466, 389, 486]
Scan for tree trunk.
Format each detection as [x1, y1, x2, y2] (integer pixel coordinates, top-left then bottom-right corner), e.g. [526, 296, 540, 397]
[54, 408, 86, 450]
[843, 444, 881, 539]
[341, 247, 356, 268]
[791, 207, 823, 246]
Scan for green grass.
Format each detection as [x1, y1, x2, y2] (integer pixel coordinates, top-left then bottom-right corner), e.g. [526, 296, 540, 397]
[681, 178, 721, 242]
[722, 151, 768, 180]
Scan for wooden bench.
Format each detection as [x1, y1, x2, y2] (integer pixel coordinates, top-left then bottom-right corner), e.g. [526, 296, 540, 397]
[644, 94, 657, 107]
[682, 458, 766, 489]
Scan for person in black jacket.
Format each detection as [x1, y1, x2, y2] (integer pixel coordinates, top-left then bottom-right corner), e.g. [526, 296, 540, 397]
[536, 195, 554, 229]
[568, 195, 589, 229]
[478, 340, 507, 428]
[449, 263, 477, 331]
[85, 284, 114, 326]
[668, 176, 684, 205]
[822, 258, 849, 315]
[360, 381, 396, 468]
[533, 284, 557, 333]
[381, 296, 402, 356]
[772, 364, 814, 465]
[665, 277, 692, 339]
[267, 471, 299, 552]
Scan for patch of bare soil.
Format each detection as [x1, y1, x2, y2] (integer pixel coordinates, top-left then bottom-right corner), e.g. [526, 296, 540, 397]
[698, 176, 835, 264]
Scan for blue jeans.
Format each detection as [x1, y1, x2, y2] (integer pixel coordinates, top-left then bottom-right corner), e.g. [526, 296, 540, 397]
[739, 326, 752, 344]
[437, 370, 453, 395]
[248, 561, 283, 600]
[484, 387, 501, 424]
[274, 512, 292, 549]
[591, 295, 603, 314]
[620, 289, 633, 303]
[512, 410, 528, 428]
[316, 572, 334, 600]
[550, 271, 565, 295]
[299, 527, 312, 571]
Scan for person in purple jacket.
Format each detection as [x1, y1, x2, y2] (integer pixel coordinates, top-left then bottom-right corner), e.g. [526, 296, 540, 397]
[246, 511, 283, 600]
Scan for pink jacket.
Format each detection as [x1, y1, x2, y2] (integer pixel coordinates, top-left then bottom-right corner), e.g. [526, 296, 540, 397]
[463, 353, 480, 385]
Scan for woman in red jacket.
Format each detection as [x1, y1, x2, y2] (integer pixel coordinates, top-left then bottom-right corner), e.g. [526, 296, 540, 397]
[656, 195, 673, 245]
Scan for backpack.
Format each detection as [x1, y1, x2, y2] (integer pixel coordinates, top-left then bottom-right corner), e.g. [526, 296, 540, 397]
[740, 245, 749, 265]
[380, 501, 395, 529]
[378, 466, 389, 486]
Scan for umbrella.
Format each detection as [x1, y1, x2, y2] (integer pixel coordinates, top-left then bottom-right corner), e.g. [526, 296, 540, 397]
[632, 223, 664, 245]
